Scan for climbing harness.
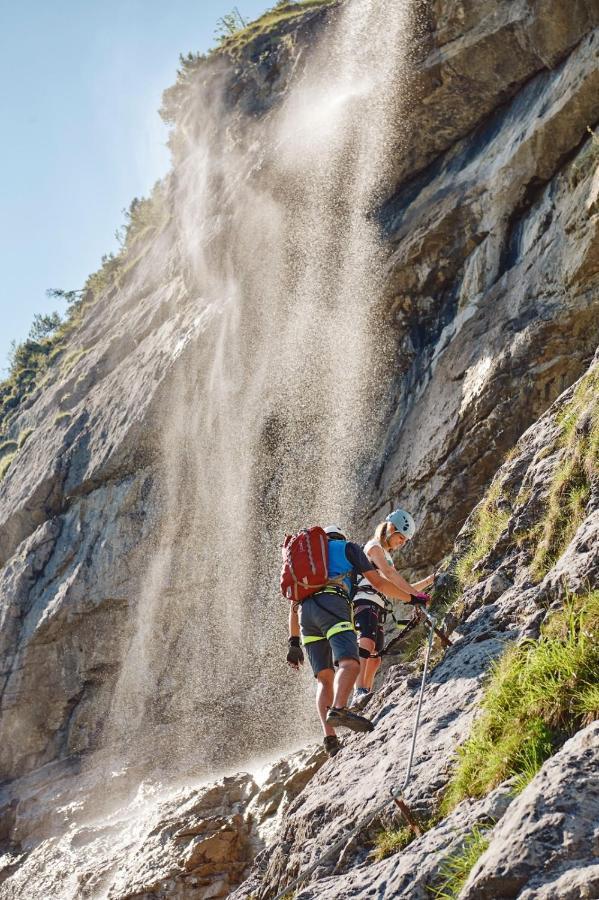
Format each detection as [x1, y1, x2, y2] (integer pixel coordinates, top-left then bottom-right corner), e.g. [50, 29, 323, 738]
[266, 612, 450, 900]
[300, 590, 356, 647]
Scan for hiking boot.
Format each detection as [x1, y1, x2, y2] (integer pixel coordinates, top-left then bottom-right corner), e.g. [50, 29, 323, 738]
[326, 706, 375, 733]
[323, 735, 342, 758]
[351, 687, 372, 708]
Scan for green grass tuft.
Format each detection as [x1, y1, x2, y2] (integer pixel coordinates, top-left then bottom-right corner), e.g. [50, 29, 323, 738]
[532, 368, 598, 579]
[18, 427, 34, 448]
[577, 683, 599, 723]
[447, 364, 598, 599]
[428, 826, 490, 898]
[0, 450, 17, 481]
[53, 411, 72, 426]
[454, 480, 510, 589]
[372, 825, 415, 861]
[441, 589, 599, 814]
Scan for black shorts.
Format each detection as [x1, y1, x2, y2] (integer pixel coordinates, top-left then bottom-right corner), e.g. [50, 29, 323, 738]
[354, 602, 385, 654]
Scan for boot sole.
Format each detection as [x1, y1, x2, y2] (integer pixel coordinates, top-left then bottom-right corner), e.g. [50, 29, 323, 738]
[326, 711, 374, 733]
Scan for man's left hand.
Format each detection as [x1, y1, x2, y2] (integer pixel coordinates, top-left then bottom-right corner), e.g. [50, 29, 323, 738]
[287, 637, 304, 669]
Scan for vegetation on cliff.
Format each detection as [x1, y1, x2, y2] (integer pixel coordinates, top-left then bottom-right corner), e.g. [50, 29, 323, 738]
[531, 367, 599, 578]
[449, 364, 598, 594]
[454, 479, 511, 589]
[372, 823, 415, 861]
[0, 181, 170, 456]
[441, 588, 599, 813]
[160, 0, 337, 126]
[215, 0, 338, 52]
[429, 826, 491, 899]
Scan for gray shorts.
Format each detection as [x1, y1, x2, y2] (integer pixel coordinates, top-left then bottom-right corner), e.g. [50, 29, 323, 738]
[299, 591, 359, 677]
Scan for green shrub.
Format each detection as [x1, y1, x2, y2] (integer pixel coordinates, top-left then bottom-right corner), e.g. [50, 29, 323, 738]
[0, 320, 70, 434]
[160, 52, 208, 126]
[119, 183, 170, 251]
[214, 7, 248, 45]
[213, 0, 337, 56]
[441, 589, 599, 813]
[428, 826, 490, 898]
[0, 177, 170, 435]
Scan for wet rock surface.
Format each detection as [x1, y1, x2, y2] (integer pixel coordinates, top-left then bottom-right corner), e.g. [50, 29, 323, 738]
[0, 748, 326, 899]
[0, 769, 259, 899]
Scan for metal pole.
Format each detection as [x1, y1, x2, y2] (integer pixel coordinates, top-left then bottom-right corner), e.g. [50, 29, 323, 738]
[399, 614, 435, 794]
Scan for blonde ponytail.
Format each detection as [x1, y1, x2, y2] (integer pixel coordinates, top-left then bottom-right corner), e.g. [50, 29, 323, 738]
[374, 521, 392, 550]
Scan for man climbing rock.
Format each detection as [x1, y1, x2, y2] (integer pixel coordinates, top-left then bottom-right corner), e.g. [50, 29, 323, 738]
[285, 525, 415, 757]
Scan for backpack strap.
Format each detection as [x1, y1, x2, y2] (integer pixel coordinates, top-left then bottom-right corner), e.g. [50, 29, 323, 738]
[326, 570, 353, 590]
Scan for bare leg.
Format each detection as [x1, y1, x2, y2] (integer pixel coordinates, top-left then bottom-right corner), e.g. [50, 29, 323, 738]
[332, 657, 360, 708]
[316, 669, 336, 736]
[364, 655, 381, 691]
[356, 636, 375, 689]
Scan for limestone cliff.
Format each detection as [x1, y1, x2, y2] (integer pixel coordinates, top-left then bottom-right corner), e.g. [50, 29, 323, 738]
[0, 0, 598, 897]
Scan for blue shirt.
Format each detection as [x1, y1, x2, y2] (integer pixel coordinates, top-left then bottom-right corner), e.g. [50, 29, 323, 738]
[327, 539, 376, 596]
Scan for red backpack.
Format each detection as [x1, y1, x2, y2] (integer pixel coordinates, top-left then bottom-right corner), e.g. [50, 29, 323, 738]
[280, 526, 330, 602]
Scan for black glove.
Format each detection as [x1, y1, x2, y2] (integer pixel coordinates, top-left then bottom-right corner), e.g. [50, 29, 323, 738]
[410, 592, 430, 607]
[287, 636, 304, 668]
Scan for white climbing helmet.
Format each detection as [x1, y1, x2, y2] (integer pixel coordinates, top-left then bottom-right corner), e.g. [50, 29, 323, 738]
[386, 508, 416, 540]
[324, 524, 347, 540]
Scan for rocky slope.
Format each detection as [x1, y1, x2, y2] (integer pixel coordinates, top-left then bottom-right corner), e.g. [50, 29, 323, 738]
[234, 352, 599, 899]
[0, 0, 598, 897]
[0, 746, 325, 898]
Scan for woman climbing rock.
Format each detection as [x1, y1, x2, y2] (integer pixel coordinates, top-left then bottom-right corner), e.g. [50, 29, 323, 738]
[352, 508, 436, 704]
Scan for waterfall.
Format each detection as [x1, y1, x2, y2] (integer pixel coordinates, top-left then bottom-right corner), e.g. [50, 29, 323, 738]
[107, 0, 416, 778]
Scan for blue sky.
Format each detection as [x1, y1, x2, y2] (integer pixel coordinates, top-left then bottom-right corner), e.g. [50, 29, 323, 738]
[0, 0, 268, 372]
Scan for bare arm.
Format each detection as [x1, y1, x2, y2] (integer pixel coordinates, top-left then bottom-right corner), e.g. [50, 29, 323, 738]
[289, 602, 300, 638]
[367, 544, 420, 597]
[412, 573, 435, 591]
[363, 568, 412, 602]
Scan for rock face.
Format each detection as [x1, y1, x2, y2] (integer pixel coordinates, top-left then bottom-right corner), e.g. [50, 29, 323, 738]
[368, 5, 599, 572]
[0, 768, 258, 899]
[461, 723, 599, 900]
[0, 747, 326, 899]
[0, 0, 598, 897]
[233, 355, 599, 899]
